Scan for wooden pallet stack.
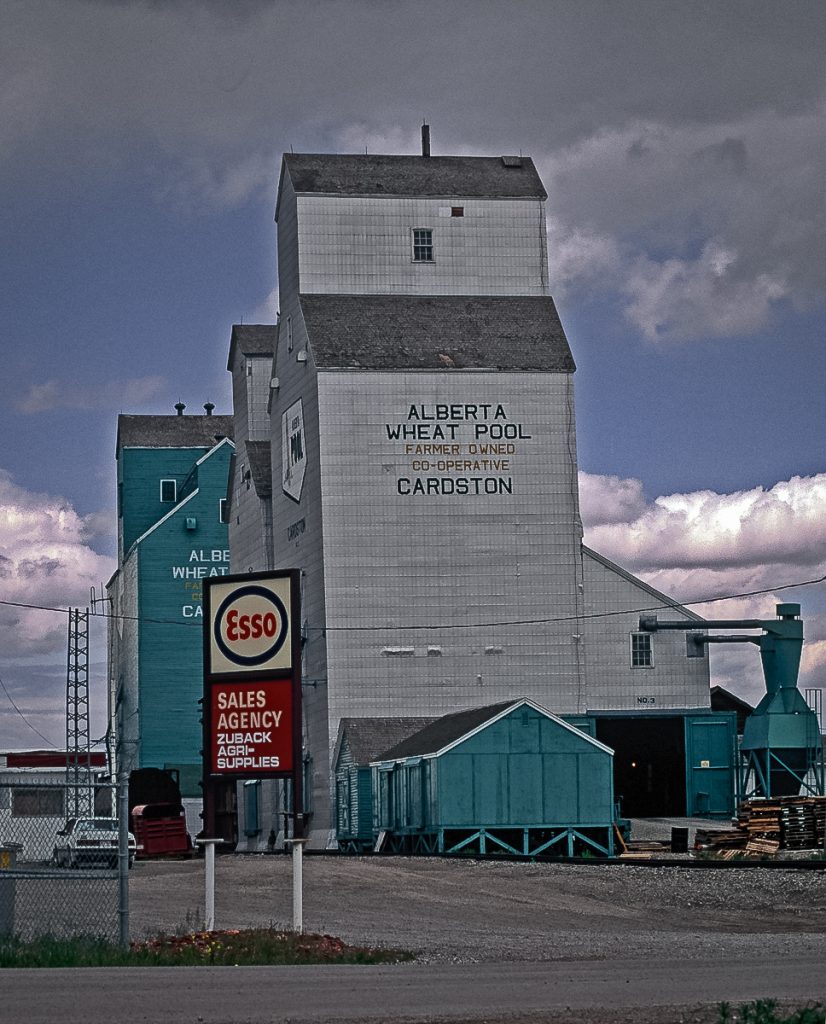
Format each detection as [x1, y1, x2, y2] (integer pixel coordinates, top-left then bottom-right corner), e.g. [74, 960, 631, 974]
[739, 796, 826, 851]
[814, 800, 826, 843]
[693, 795, 826, 856]
[693, 826, 748, 854]
[781, 802, 813, 849]
[738, 799, 782, 846]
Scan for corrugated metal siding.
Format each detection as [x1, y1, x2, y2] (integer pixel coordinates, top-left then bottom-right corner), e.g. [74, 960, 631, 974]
[581, 548, 710, 711]
[129, 443, 232, 776]
[296, 195, 549, 298]
[269, 291, 331, 830]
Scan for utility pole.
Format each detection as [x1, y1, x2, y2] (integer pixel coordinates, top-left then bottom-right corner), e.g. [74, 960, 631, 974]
[66, 607, 92, 818]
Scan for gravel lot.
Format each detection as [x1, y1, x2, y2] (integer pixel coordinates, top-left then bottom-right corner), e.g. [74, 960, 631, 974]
[129, 849, 826, 967]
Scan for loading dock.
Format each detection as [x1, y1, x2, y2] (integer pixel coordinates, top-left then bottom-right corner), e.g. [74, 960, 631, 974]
[590, 711, 737, 819]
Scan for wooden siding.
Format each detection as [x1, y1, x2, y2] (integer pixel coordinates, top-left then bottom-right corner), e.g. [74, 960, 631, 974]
[374, 704, 614, 835]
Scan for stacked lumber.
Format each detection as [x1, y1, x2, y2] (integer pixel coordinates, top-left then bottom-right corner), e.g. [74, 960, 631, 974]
[738, 800, 782, 842]
[745, 837, 781, 856]
[694, 827, 748, 853]
[738, 796, 826, 851]
[815, 800, 826, 841]
[624, 840, 671, 852]
[781, 802, 813, 849]
[694, 796, 826, 855]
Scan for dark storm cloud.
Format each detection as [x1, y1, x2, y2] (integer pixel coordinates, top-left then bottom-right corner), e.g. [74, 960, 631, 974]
[17, 557, 63, 580]
[4, 1, 825, 165]
[4, 0, 824, 338]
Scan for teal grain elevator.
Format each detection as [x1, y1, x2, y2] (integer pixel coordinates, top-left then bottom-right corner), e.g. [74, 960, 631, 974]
[107, 406, 234, 807]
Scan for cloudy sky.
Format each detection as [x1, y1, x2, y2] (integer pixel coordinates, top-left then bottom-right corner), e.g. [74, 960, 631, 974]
[2, 0, 825, 747]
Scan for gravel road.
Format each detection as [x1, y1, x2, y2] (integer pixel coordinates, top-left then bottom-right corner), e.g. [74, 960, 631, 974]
[123, 852, 826, 1021]
[4, 849, 824, 1024]
[129, 851, 826, 968]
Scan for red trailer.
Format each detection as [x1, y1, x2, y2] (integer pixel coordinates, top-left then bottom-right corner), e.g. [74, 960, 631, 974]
[131, 803, 193, 859]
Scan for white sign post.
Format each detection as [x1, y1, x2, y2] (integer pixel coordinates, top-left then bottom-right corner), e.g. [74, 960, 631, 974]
[284, 837, 308, 933]
[195, 838, 224, 932]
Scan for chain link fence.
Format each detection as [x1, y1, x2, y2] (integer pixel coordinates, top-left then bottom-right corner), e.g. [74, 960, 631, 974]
[0, 776, 127, 943]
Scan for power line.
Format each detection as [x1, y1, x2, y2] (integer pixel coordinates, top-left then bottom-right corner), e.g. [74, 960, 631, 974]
[0, 572, 823, 633]
[318, 572, 826, 631]
[0, 671, 59, 747]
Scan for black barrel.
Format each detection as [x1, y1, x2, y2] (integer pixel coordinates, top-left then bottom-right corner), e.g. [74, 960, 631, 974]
[671, 826, 689, 853]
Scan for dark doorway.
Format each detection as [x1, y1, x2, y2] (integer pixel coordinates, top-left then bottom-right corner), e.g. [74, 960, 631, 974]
[595, 717, 686, 817]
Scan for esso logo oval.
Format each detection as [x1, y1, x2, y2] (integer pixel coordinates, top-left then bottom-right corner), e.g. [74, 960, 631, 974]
[226, 609, 280, 642]
[214, 586, 289, 667]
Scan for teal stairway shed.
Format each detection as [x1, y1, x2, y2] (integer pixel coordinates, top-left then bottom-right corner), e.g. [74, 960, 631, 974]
[370, 699, 616, 858]
[333, 716, 435, 853]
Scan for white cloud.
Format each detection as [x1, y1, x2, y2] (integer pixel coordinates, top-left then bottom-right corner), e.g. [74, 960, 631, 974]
[545, 219, 621, 297]
[246, 287, 280, 325]
[540, 104, 826, 341]
[580, 470, 826, 701]
[159, 150, 279, 211]
[582, 471, 826, 580]
[623, 243, 788, 341]
[0, 471, 115, 659]
[18, 376, 166, 414]
[577, 471, 646, 527]
[334, 123, 421, 158]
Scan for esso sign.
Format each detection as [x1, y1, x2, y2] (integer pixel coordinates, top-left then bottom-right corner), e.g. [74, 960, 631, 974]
[213, 584, 290, 669]
[226, 608, 280, 643]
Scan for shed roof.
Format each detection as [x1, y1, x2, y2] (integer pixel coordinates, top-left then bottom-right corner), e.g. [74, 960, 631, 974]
[299, 294, 574, 372]
[280, 154, 547, 205]
[378, 701, 516, 760]
[245, 440, 272, 498]
[116, 414, 233, 453]
[226, 324, 276, 370]
[336, 717, 437, 767]
[710, 685, 753, 714]
[377, 699, 614, 761]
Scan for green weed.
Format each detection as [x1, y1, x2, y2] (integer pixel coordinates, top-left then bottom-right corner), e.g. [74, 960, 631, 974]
[719, 999, 825, 1024]
[0, 928, 414, 968]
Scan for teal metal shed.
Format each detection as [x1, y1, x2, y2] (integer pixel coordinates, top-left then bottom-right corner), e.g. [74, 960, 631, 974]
[371, 699, 616, 858]
[333, 717, 435, 852]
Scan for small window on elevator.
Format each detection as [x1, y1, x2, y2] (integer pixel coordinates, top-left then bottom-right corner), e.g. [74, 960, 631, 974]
[412, 228, 433, 262]
[630, 632, 653, 668]
[160, 479, 177, 503]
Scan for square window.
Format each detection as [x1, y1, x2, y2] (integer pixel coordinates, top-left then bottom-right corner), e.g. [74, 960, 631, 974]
[451, 207, 464, 217]
[412, 228, 433, 262]
[12, 786, 64, 817]
[631, 632, 653, 668]
[160, 479, 176, 503]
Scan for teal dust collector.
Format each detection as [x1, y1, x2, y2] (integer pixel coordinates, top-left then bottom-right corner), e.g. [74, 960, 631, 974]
[640, 604, 823, 799]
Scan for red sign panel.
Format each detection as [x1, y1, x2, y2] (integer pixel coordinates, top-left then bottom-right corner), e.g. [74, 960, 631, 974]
[209, 679, 293, 775]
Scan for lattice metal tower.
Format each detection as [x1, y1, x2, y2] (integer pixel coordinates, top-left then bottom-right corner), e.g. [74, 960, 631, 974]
[66, 607, 93, 818]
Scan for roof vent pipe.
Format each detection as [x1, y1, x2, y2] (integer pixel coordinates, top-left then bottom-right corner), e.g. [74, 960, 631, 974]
[421, 122, 430, 158]
[174, 402, 186, 416]
[204, 402, 214, 416]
